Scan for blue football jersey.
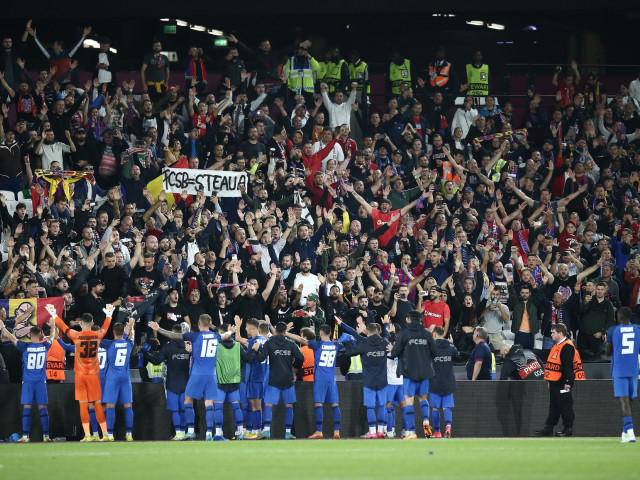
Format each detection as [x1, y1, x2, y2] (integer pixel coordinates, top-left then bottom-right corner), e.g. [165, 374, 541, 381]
[246, 335, 268, 382]
[608, 324, 640, 378]
[16, 341, 51, 383]
[102, 338, 134, 379]
[308, 340, 338, 383]
[185, 331, 221, 375]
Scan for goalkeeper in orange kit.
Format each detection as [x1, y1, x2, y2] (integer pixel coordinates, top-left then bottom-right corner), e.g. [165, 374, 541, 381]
[47, 303, 115, 442]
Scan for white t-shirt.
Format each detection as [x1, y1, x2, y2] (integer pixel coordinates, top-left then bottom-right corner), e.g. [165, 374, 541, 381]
[293, 273, 321, 306]
[98, 52, 112, 84]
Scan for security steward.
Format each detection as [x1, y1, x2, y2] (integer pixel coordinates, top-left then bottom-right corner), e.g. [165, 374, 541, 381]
[535, 323, 584, 437]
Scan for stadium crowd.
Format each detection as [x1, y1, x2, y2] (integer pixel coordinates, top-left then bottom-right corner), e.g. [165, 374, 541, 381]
[1, 19, 640, 441]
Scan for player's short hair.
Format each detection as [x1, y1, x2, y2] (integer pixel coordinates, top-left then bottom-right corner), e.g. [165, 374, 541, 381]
[366, 323, 378, 334]
[407, 310, 421, 323]
[199, 314, 212, 328]
[91, 325, 101, 331]
[104, 252, 116, 259]
[617, 307, 632, 325]
[433, 326, 445, 337]
[171, 325, 183, 333]
[113, 323, 125, 336]
[275, 322, 287, 334]
[474, 326, 488, 340]
[258, 321, 269, 335]
[219, 323, 230, 333]
[30, 326, 42, 337]
[301, 327, 316, 341]
[81, 313, 94, 324]
[319, 325, 331, 337]
[552, 323, 568, 336]
[246, 318, 260, 329]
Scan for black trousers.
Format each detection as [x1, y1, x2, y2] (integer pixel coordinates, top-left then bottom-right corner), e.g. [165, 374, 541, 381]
[545, 385, 574, 429]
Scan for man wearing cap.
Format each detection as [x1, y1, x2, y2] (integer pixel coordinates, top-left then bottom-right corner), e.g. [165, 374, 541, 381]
[289, 293, 326, 338]
[283, 44, 320, 103]
[80, 279, 112, 334]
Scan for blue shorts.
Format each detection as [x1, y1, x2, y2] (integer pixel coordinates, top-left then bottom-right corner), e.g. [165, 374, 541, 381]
[102, 376, 133, 405]
[363, 386, 386, 407]
[613, 376, 638, 399]
[386, 384, 404, 405]
[403, 378, 429, 397]
[313, 381, 339, 404]
[246, 381, 265, 400]
[239, 382, 247, 404]
[166, 391, 185, 411]
[215, 388, 240, 404]
[21, 382, 48, 406]
[264, 385, 297, 405]
[430, 393, 455, 408]
[185, 374, 218, 401]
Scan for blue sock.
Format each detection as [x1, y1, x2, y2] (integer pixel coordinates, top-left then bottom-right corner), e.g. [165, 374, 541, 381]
[39, 407, 49, 436]
[263, 405, 272, 429]
[401, 406, 408, 431]
[432, 409, 441, 431]
[241, 404, 249, 427]
[405, 405, 415, 432]
[623, 416, 633, 433]
[124, 406, 133, 434]
[333, 406, 341, 432]
[22, 407, 31, 437]
[387, 407, 395, 432]
[231, 403, 243, 431]
[106, 407, 116, 435]
[179, 409, 186, 431]
[184, 404, 195, 430]
[214, 403, 223, 430]
[420, 400, 430, 423]
[253, 409, 263, 431]
[205, 405, 214, 433]
[171, 411, 182, 432]
[89, 408, 98, 435]
[314, 406, 323, 432]
[366, 407, 376, 428]
[284, 406, 294, 430]
[377, 405, 386, 430]
[444, 407, 453, 426]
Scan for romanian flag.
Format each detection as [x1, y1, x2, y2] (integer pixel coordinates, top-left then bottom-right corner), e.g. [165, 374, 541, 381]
[0, 297, 64, 341]
[147, 157, 190, 208]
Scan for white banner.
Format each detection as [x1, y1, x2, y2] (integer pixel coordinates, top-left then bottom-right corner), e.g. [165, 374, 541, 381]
[162, 168, 248, 197]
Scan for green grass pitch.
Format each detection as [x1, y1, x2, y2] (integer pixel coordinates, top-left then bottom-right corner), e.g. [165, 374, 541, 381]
[0, 438, 636, 479]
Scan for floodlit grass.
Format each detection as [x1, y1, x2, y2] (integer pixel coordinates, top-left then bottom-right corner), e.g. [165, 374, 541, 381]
[0, 438, 636, 479]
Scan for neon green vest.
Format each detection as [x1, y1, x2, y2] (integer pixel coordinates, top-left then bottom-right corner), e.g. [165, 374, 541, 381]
[146, 362, 163, 381]
[466, 64, 490, 96]
[349, 61, 370, 93]
[324, 59, 346, 92]
[348, 355, 362, 374]
[389, 60, 411, 95]
[284, 56, 319, 94]
[491, 158, 507, 182]
[215, 341, 241, 385]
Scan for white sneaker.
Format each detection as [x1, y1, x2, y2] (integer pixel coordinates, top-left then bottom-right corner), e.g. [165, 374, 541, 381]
[622, 429, 636, 443]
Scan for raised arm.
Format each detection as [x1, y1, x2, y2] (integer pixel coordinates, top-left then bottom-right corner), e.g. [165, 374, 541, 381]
[148, 321, 184, 340]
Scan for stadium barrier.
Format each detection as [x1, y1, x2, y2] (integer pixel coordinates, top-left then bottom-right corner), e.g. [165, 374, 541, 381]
[1, 380, 637, 440]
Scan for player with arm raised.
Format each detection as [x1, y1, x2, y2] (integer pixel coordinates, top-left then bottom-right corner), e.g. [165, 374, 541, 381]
[286, 323, 341, 439]
[249, 322, 305, 439]
[101, 318, 135, 441]
[606, 307, 640, 443]
[0, 319, 55, 443]
[50, 303, 114, 442]
[149, 314, 235, 441]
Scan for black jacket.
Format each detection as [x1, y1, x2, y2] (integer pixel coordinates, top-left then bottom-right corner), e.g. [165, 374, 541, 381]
[430, 338, 459, 395]
[344, 330, 388, 390]
[389, 321, 437, 381]
[250, 334, 304, 390]
[145, 339, 191, 394]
